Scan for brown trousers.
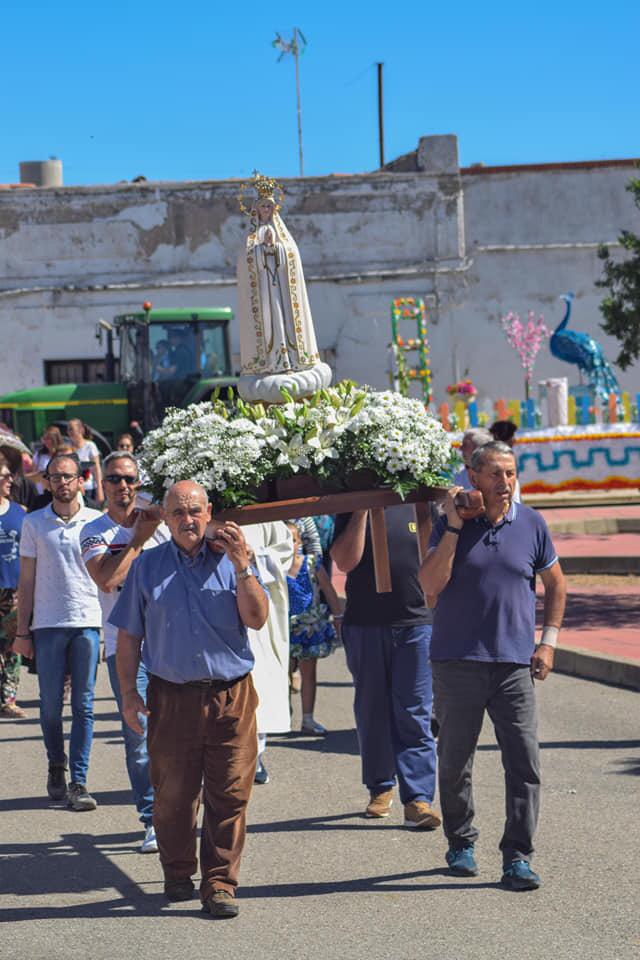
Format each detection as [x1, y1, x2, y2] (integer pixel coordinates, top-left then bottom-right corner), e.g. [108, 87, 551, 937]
[147, 672, 258, 900]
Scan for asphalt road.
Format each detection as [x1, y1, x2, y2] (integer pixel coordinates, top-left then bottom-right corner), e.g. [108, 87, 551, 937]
[2, 652, 639, 960]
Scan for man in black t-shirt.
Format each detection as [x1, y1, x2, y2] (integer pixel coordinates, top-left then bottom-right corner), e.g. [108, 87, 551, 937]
[331, 505, 440, 828]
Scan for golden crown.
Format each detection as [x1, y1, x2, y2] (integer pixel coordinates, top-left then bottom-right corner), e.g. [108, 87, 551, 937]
[238, 171, 285, 216]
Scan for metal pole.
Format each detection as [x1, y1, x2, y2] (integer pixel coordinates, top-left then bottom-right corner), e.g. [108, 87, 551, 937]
[377, 61, 385, 168]
[294, 27, 304, 176]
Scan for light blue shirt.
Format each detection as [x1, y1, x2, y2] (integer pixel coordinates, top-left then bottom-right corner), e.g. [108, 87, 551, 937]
[109, 538, 265, 683]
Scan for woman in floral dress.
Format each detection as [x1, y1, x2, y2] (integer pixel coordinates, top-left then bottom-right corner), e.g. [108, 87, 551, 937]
[286, 522, 343, 736]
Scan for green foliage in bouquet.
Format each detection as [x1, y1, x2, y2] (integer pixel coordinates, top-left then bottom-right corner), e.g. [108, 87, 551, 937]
[139, 382, 453, 509]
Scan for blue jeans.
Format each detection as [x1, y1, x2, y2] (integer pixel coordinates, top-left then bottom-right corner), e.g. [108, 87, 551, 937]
[106, 654, 153, 826]
[33, 627, 101, 785]
[342, 623, 437, 805]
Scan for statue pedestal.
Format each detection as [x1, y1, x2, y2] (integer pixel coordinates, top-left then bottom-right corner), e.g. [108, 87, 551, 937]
[238, 361, 333, 403]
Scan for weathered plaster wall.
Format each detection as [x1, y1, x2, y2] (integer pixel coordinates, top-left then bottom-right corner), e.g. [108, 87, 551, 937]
[0, 138, 638, 406]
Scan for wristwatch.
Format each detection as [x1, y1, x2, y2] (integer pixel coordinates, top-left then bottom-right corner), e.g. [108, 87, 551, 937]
[445, 524, 462, 535]
[237, 565, 254, 581]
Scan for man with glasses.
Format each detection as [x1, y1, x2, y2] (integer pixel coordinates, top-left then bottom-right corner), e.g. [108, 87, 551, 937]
[14, 453, 102, 810]
[81, 452, 169, 853]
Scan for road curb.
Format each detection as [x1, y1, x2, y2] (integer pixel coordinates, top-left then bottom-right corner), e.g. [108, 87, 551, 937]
[560, 556, 640, 575]
[555, 645, 640, 691]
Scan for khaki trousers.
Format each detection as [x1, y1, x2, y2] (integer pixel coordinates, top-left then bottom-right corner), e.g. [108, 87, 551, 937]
[147, 672, 258, 900]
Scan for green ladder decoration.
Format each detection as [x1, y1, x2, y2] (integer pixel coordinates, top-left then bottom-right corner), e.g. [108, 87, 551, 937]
[390, 297, 432, 405]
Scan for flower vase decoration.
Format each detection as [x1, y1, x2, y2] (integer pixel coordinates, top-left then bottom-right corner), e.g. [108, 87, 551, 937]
[501, 310, 550, 401]
[446, 379, 477, 404]
[138, 383, 454, 510]
[446, 379, 477, 429]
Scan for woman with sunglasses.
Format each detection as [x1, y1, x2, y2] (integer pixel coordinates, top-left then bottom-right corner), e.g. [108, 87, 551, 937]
[0, 461, 27, 719]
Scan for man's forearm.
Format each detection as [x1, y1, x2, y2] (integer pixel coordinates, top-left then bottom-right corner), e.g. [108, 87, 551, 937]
[543, 581, 566, 629]
[419, 534, 459, 598]
[116, 631, 143, 695]
[237, 577, 269, 630]
[330, 510, 368, 573]
[91, 544, 142, 593]
[16, 565, 35, 635]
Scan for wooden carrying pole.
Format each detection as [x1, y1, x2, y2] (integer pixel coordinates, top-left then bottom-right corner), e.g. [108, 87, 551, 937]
[217, 485, 445, 594]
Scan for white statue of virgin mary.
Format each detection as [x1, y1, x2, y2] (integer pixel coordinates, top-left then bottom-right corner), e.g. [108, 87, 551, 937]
[236, 173, 332, 403]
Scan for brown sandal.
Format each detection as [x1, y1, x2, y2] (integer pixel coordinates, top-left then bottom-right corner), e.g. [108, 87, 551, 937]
[1, 703, 28, 719]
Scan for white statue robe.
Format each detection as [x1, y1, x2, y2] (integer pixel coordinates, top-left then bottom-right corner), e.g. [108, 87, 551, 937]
[244, 521, 293, 734]
[237, 212, 321, 377]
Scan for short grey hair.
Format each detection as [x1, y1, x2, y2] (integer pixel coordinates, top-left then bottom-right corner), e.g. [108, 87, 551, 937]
[470, 440, 516, 472]
[103, 451, 139, 478]
[462, 428, 493, 450]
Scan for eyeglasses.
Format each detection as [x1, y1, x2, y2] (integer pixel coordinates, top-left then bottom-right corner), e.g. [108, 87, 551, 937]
[104, 474, 138, 485]
[0, 472, 12, 479]
[48, 472, 80, 484]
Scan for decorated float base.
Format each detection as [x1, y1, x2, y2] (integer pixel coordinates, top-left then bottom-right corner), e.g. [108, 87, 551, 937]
[513, 424, 640, 495]
[217, 485, 446, 593]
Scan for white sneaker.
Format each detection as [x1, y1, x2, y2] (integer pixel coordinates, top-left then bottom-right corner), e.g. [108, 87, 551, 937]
[300, 718, 327, 736]
[140, 824, 158, 854]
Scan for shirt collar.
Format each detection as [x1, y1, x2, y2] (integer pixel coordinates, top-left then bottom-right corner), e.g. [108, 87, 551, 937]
[170, 537, 208, 567]
[475, 499, 517, 528]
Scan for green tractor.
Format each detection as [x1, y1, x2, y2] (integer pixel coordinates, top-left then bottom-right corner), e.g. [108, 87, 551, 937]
[0, 303, 238, 453]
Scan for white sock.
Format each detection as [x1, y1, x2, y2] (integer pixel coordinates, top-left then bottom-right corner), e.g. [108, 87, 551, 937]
[257, 733, 267, 757]
[302, 713, 314, 725]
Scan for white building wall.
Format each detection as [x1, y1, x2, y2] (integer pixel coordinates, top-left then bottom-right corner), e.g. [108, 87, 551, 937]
[0, 139, 638, 406]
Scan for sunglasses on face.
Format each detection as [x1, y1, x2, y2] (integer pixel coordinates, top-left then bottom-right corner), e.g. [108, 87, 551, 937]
[0, 472, 12, 480]
[104, 474, 138, 486]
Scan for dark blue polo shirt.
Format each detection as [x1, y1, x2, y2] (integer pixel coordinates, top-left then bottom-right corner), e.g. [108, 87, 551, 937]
[429, 502, 557, 664]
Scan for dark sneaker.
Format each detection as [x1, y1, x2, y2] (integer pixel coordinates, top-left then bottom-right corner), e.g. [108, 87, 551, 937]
[446, 844, 479, 876]
[47, 761, 68, 801]
[254, 758, 269, 785]
[203, 890, 239, 919]
[164, 879, 195, 902]
[67, 782, 98, 811]
[501, 859, 540, 891]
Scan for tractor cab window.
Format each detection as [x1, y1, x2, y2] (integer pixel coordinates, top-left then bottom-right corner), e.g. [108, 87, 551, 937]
[200, 324, 229, 377]
[151, 326, 198, 382]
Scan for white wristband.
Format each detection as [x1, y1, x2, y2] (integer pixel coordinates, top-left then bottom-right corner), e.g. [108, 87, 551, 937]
[540, 626, 559, 649]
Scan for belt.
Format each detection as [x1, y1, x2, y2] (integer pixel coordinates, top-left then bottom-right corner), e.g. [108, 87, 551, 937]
[152, 673, 248, 690]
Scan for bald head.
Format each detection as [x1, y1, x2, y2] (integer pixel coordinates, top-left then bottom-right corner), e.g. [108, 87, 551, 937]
[162, 481, 212, 556]
[163, 480, 209, 510]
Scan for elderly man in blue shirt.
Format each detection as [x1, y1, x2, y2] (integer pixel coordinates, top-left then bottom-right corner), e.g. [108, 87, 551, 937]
[420, 441, 566, 892]
[110, 480, 268, 919]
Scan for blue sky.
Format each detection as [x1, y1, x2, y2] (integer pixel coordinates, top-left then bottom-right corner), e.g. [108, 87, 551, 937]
[1, 0, 638, 186]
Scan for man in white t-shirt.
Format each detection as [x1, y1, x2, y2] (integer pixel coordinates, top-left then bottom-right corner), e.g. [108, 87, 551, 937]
[68, 418, 104, 505]
[81, 451, 169, 853]
[14, 452, 102, 811]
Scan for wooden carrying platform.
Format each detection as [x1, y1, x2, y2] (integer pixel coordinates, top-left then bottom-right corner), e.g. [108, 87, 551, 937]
[217, 486, 446, 593]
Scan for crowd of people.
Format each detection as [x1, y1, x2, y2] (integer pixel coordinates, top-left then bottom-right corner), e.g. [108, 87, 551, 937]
[2, 417, 566, 919]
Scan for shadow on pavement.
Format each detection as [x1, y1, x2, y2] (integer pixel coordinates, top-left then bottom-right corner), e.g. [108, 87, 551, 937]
[248, 811, 432, 834]
[0, 789, 134, 812]
[478, 738, 640, 752]
[0, 831, 193, 923]
[242, 868, 500, 897]
[0, 832, 499, 922]
[612, 756, 640, 776]
[269, 728, 359, 756]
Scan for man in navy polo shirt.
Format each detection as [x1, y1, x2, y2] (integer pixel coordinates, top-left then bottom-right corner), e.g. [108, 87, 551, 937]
[420, 441, 566, 891]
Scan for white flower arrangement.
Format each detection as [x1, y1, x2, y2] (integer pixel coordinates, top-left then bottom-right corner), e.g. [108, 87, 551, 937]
[139, 383, 453, 508]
